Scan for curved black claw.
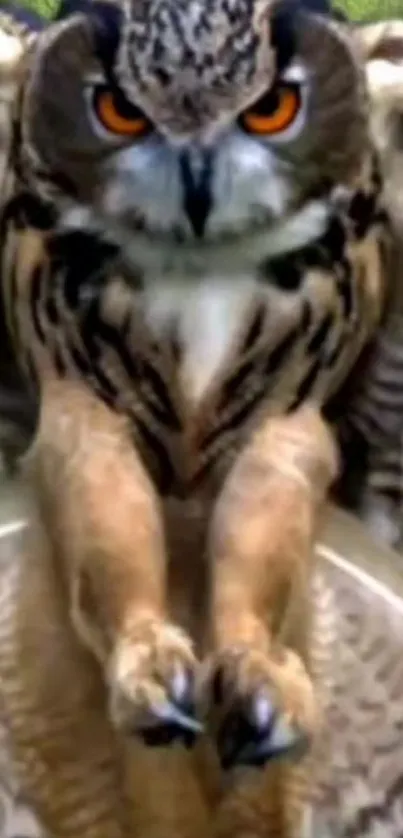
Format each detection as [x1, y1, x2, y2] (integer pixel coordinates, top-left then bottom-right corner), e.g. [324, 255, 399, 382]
[134, 667, 203, 748]
[215, 689, 309, 770]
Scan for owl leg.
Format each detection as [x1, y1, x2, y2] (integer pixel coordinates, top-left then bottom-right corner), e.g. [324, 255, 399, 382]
[201, 405, 337, 807]
[0, 513, 127, 838]
[29, 378, 200, 743]
[0, 494, 211, 838]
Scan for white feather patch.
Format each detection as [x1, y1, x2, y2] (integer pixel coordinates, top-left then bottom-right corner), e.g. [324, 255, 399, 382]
[143, 273, 257, 406]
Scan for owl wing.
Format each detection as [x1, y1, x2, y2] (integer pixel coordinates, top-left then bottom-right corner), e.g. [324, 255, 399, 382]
[336, 21, 403, 548]
[0, 22, 37, 475]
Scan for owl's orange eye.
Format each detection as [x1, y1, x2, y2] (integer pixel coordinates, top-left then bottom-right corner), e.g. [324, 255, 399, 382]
[241, 83, 301, 136]
[93, 85, 151, 138]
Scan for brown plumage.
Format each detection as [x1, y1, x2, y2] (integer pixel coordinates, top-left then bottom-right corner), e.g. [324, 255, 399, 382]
[0, 6, 400, 838]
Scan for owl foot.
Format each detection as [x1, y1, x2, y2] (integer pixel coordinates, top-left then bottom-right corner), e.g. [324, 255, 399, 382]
[202, 645, 316, 770]
[108, 616, 202, 747]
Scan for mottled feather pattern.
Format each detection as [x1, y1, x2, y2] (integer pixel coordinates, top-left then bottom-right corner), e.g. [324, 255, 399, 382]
[1, 184, 387, 495]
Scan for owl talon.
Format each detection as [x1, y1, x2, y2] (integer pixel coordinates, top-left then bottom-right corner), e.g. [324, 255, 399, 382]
[108, 617, 202, 747]
[218, 700, 309, 769]
[135, 694, 203, 747]
[203, 645, 316, 770]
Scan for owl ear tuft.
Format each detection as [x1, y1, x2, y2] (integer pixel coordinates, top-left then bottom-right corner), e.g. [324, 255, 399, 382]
[274, 0, 334, 19]
[297, 0, 332, 15]
[271, 0, 347, 73]
[297, 0, 350, 20]
[86, 1, 123, 70]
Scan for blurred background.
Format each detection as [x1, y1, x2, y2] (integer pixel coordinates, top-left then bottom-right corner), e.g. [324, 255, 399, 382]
[336, 0, 403, 20]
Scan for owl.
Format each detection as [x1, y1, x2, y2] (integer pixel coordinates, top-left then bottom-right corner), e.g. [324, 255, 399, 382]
[0, 1, 395, 837]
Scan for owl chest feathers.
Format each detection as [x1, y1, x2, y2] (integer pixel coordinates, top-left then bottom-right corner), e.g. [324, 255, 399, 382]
[118, 197, 334, 413]
[47, 196, 336, 424]
[5, 187, 382, 492]
[142, 272, 261, 409]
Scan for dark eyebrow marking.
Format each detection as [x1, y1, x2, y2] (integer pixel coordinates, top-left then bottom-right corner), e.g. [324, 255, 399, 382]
[271, 0, 297, 74]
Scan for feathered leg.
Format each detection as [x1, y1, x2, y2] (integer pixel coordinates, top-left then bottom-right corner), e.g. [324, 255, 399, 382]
[0, 376, 210, 838]
[202, 405, 338, 838]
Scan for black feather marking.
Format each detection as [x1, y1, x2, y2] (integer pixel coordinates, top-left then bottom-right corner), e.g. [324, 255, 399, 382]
[264, 328, 299, 377]
[241, 306, 266, 352]
[89, 1, 123, 77]
[291, 359, 322, 408]
[221, 360, 256, 404]
[45, 293, 59, 326]
[140, 360, 182, 431]
[2, 192, 56, 231]
[53, 342, 66, 376]
[307, 313, 332, 354]
[337, 267, 354, 319]
[30, 265, 46, 344]
[135, 417, 175, 495]
[261, 255, 302, 291]
[200, 385, 266, 455]
[271, 0, 297, 74]
[48, 230, 118, 311]
[301, 300, 313, 333]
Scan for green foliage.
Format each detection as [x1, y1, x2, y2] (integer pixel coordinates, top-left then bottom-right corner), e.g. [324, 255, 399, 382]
[335, 0, 403, 22]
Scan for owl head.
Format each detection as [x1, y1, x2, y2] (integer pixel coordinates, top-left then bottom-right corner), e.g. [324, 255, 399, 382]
[20, 0, 368, 248]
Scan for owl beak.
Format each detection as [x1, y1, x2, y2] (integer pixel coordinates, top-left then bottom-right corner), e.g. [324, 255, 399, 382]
[179, 148, 213, 238]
